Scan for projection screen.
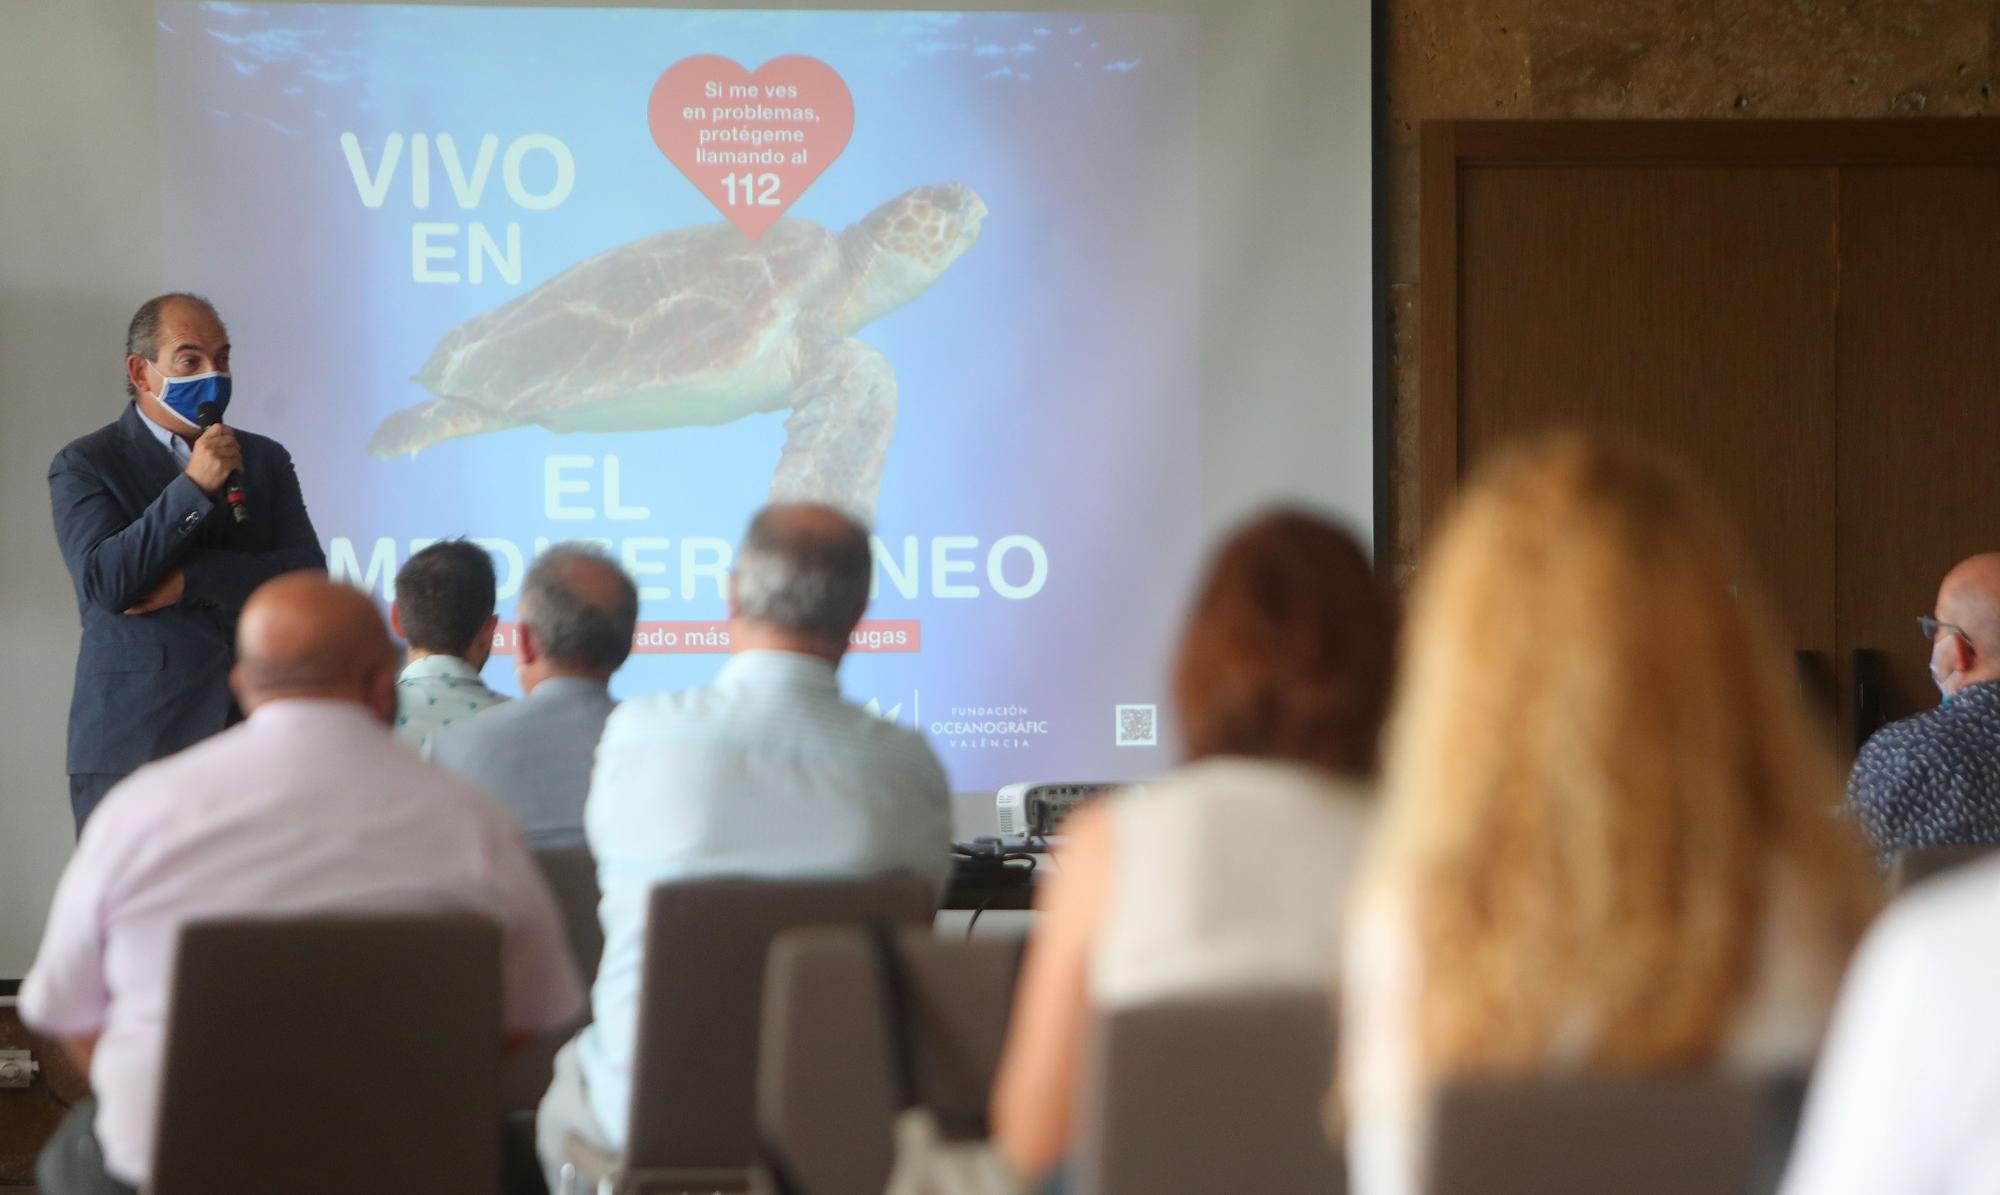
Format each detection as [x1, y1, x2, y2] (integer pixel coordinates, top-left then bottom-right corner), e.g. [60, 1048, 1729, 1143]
[144, 0, 1373, 789]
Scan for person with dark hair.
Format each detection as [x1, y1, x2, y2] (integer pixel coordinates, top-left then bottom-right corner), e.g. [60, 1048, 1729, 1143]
[48, 293, 325, 833]
[426, 544, 640, 846]
[534, 503, 950, 1192]
[988, 508, 1395, 1183]
[389, 538, 507, 747]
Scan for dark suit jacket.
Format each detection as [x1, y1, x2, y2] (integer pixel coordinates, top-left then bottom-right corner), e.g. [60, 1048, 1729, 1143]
[50, 403, 327, 777]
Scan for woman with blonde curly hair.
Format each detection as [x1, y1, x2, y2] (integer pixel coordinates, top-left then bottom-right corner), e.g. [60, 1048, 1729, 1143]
[1339, 435, 1881, 1195]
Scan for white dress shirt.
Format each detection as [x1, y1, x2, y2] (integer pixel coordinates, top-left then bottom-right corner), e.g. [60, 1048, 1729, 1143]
[394, 653, 508, 747]
[19, 699, 585, 1185]
[576, 649, 952, 1149]
[1091, 757, 1371, 1007]
[1779, 859, 2000, 1195]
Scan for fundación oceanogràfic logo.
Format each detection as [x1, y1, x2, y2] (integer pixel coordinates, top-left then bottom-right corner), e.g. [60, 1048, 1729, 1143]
[930, 705, 1051, 752]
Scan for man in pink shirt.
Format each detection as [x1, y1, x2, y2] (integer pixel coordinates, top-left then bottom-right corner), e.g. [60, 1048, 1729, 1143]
[22, 573, 586, 1194]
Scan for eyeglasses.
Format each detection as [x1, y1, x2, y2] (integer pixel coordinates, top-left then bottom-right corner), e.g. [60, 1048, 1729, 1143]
[1920, 616, 1971, 645]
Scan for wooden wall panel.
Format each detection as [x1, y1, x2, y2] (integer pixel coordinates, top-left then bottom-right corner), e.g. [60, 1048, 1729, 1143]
[1836, 166, 2000, 732]
[1454, 164, 1840, 654]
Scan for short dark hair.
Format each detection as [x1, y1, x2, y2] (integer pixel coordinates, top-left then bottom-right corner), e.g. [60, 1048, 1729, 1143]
[520, 545, 639, 671]
[125, 293, 220, 399]
[732, 505, 873, 645]
[1173, 509, 1395, 779]
[394, 539, 498, 656]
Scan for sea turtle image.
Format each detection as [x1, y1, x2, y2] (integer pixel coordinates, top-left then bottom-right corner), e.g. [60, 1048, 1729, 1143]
[368, 182, 988, 519]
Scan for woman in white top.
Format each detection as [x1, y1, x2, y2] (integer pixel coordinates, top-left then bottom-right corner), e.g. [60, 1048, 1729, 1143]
[1339, 435, 1882, 1195]
[990, 509, 1395, 1180]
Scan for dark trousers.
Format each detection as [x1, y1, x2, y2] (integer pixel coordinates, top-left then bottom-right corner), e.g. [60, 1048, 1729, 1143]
[68, 773, 126, 837]
[38, 1099, 138, 1195]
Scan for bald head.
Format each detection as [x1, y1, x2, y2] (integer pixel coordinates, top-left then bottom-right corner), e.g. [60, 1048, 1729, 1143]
[730, 503, 872, 661]
[1932, 554, 2000, 696]
[233, 573, 399, 719]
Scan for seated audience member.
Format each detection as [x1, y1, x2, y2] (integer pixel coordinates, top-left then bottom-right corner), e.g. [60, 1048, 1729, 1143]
[535, 503, 952, 1190]
[20, 573, 585, 1195]
[1847, 553, 2000, 867]
[1777, 856, 2000, 1194]
[391, 537, 507, 746]
[1340, 437, 1880, 1195]
[990, 510, 1396, 1181]
[428, 544, 639, 847]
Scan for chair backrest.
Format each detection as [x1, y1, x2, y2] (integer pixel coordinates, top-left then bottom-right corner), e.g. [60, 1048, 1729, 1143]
[149, 914, 502, 1195]
[754, 925, 1026, 1195]
[1422, 1072, 1805, 1195]
[535, 844, 606, 986]
[1889, 844, 1999, 892]
[1072, 988, 1343, 1195]
[625, 874, 937, 1170]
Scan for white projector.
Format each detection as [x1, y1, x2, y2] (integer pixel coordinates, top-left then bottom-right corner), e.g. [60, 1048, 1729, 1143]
[995, 781, 1119, 838]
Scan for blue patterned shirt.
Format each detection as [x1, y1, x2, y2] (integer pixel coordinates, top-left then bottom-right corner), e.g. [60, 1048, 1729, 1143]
[1848, 681, 2000, 866]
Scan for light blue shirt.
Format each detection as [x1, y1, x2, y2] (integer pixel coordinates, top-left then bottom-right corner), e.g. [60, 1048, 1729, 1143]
[139, 406, 194, 466]
[577, 649, 952, 1147]
[425, 676, 615, 849]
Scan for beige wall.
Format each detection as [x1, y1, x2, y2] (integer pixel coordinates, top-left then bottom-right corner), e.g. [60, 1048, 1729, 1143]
[1382, 0, 2000, 578]
[0, 5, 158, 979]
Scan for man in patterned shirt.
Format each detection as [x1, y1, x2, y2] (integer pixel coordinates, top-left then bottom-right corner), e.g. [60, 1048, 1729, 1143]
[1849, 553, 2000, 867]
[389, 538, 507, 747]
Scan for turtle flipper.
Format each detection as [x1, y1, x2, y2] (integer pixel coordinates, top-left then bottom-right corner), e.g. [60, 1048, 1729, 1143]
[772, 340, 897, 521]
[367, 398, 515, 458]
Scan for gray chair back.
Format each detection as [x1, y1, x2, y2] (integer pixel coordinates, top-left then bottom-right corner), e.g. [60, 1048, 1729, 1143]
[1889, 844, 1999, 892]
[1422, 1072, 1805, 1195]
[149, 914, 502, 1195]
[504, 846, 605, 1114]
[754, 925, 1025, 1195]
[1073, 988, 1343, 1195]
[624, 875, 936, 1177]
[536, 844, 606, 986]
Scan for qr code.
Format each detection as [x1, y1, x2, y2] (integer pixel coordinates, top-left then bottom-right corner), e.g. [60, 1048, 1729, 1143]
[1115, 704, 1158, 747]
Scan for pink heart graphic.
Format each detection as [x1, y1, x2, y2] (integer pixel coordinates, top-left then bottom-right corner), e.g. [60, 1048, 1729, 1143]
[648, 55, 855, 241]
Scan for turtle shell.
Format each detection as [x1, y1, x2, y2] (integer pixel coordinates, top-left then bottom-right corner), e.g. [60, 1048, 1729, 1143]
[411, 218, 844, 414]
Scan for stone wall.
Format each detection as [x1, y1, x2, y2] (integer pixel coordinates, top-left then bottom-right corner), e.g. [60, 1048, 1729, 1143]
[1383, 0, 1999, 576]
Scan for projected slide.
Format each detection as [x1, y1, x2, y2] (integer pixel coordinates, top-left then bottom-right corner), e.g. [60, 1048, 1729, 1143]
[155, 3, 1201, 787]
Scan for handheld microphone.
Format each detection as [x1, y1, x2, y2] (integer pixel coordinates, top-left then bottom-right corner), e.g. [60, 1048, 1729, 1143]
[195, 402, 250, 524]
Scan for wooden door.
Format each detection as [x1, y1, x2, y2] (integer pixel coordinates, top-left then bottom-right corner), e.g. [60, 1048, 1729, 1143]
[1451, 164, 1841, 659]
[1421, 121, 2000, 752]
[1835, 167, 2000, 739]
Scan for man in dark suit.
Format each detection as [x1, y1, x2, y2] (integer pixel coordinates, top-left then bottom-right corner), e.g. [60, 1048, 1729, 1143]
[50, 293, 326, 832]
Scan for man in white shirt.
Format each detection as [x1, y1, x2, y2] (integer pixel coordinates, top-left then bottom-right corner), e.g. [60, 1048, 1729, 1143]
[534, 503, 952, 1190]
[23, 574, 586, 1194]
[391, 538, 507, 746]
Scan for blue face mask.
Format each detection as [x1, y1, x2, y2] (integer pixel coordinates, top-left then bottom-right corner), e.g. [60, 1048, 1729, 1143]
[152, 369, 232, 430]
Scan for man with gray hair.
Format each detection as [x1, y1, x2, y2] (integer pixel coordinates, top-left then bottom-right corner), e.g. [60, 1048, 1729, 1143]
[534, 504, 951, 1190]
[427, 544, 640, 848]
